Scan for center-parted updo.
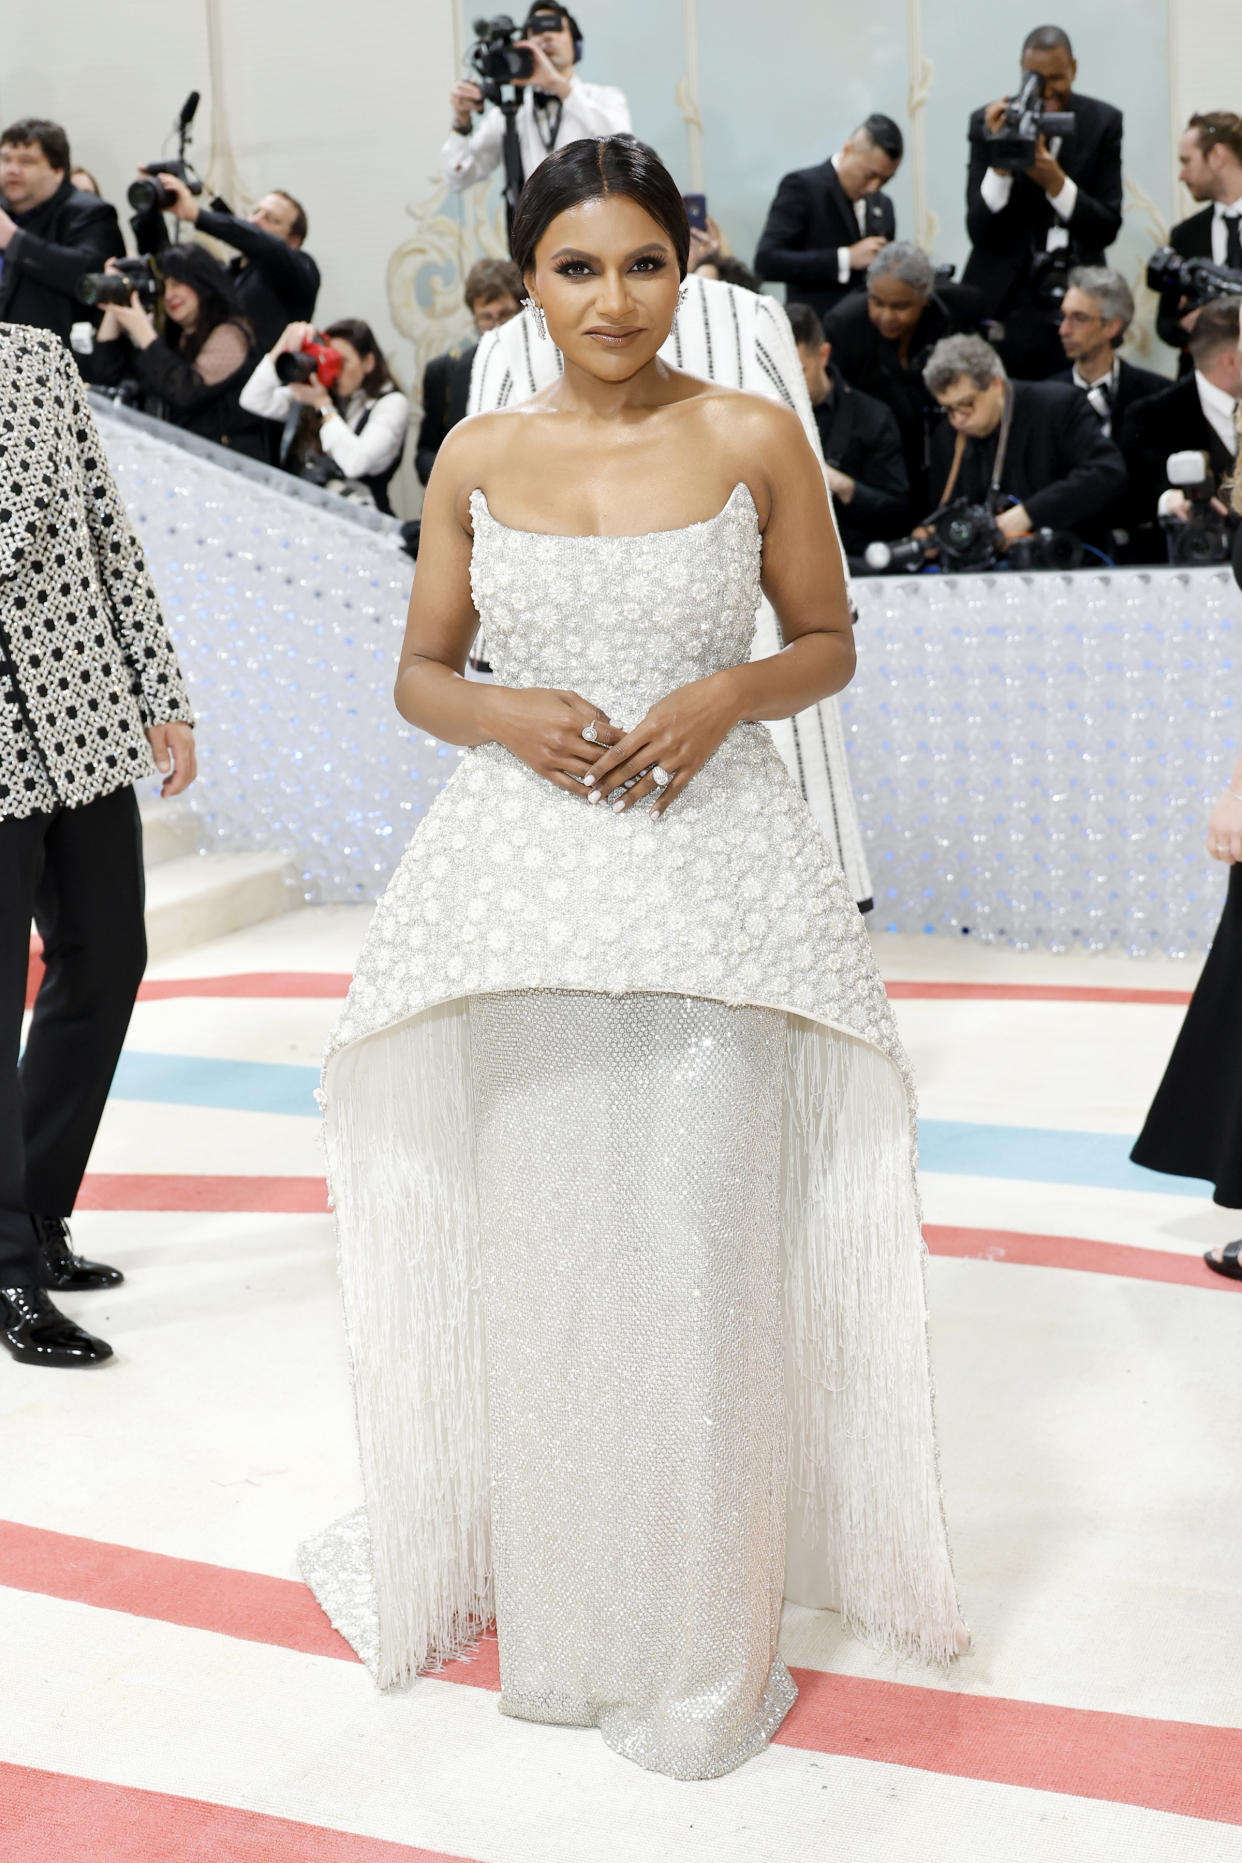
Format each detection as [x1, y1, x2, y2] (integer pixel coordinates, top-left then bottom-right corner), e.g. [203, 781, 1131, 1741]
[509, 136, 691, 280]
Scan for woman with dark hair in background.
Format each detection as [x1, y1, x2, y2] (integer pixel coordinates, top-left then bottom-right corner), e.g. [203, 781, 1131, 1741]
[82, 243, 266, 457]
[301, 134, 966, 1781]
[241, 316, 410, 512]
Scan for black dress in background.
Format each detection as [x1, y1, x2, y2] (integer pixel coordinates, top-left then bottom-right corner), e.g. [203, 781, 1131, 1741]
[1130, 528, 1242, 1206]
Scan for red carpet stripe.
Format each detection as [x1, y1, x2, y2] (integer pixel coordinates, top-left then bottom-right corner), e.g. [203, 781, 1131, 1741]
[3, 1523, 1239, 1825]
[885, 980, 1193, 1005]
[923, 1225, 1242, 1292]
[136, 972, 352, 1001]
[70, 1178, 1241, 1293]
[0, 1763, 486, 1863]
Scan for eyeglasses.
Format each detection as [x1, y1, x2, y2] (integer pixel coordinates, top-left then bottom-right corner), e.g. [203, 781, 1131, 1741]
[1060, 310, 1103, 327]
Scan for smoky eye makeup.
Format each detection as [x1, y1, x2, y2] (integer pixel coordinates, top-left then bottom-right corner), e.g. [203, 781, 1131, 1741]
[549, 250, 673, 277]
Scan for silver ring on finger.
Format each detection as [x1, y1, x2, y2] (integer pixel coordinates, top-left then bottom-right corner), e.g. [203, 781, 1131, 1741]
[652, 764, 674, 788]
[581, 720, 599, 743]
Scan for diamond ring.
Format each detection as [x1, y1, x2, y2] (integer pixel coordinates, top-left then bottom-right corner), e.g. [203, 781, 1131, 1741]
[652, 765, 674, 788]
[581, 720, 599, 743]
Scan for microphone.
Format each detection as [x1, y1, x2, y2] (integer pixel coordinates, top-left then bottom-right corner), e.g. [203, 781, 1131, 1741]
[178, 91, 201, 130]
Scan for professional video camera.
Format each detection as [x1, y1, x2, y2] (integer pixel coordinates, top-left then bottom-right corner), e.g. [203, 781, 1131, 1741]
[863, 499, 1084, 574]
[128, 158, 203, 215]
[468, 15, 536, 104]
[275, 331, 344, 390]
[983, 69, 1075, 172]
[77, 255, 159, 310]
[1161, 450, 1233, 565]
[1147, 247, 1242, 315]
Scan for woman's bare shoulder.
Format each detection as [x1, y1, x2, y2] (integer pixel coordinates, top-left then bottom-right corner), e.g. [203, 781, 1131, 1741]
[430, 409, 533, 522]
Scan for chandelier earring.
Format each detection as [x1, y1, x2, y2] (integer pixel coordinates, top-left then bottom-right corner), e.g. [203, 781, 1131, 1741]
[523, 297, 548, 340]
[677, 282, 688, 311]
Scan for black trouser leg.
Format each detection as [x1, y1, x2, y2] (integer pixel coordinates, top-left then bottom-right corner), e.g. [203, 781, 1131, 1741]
[20, 785, 147, 1220]
[0, 810, 48, 1284]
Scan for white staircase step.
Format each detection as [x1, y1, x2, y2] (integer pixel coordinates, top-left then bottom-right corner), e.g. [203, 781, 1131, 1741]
[144, 852, 295, 963]
[138, 791, 201, 867]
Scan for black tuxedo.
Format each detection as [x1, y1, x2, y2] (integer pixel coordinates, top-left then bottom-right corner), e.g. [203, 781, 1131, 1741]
[755, 159, 897, 322]
[1052, 358, 1170, 430]
[416, 340, 476, 485]
[1118, 373, 1238, 546]
[963, 91, 1123, 379]
[823, 286, 984, 517]
[810, 365, 909, 555]
[1155, 206, 1223, 372]
[928, 379, 1127, 540]
[0, 178, 124, 346]
[1053, 359, 1169, 553]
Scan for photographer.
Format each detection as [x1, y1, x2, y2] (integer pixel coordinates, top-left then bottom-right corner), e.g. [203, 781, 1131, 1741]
[1120, 298, 1241, 548]
[923, 332, 1126, 551]
[788, 301, 909, 557]
[1055, 266, 1167, 436]
[133, 173, 319, 361]
[241, 319, 410, 513]
[81, 245, 267, 458]
[755, 116, 903, 323]
[442, 9, 630, 196]
[0, 118, 123, 346]
[417, 257, 523, 485]
[1157, 114, 1242, 370]
[964, 26, 1123, 381]
[823, 243, 983, 516]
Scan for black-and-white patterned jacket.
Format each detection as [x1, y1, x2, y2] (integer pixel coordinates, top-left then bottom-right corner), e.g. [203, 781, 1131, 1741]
[0, 323, 193, 820]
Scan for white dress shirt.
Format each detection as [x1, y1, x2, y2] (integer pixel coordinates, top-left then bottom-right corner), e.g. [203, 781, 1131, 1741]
[831, 152, 868, 284]
[979, 140, 1078, 251]
[1156, 370, 1239, 516]
[1070, 355, 1121, 434]
[240, 352, 410, 480]
[1210, 194, 1242, 265]
[440, 78, 631, 193]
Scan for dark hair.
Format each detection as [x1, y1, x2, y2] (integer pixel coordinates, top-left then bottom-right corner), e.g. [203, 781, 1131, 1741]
[272, 189, 309, 244]
[463, 256, 524, 309]
[1188, 295, 1241, 365]
[323, 317, 396, 397]
[510, 135, 691, 279]
[786, 302, 826, 349]
[1022, 24, 1074, 57]
[708, 254, 762, 293]
[158, 244, 250, 362]
[857, 113, 904, 165]
[1188, 111, 1242, 165]
[1, 117, 70, 173]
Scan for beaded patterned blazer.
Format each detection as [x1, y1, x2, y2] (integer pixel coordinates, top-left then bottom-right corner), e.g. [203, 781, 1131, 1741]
[0, 324, 193, 820]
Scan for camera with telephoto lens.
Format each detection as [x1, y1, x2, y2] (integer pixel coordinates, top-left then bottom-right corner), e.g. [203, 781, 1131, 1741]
[1146, 246, 1242, 315]
[1161, 450, 1233, 565]
[127, 158, 203, 215]
[77, 254, 159, 309]
[863, 499, 1084, 574]
[469, 15, 536, 104]
[274, 331, 344, 390]
[984, 69, 1075, 172]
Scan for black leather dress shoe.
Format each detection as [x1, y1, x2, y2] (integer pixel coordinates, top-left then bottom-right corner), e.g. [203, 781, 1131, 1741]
[34, 1215, 124, 1291]
[0, 1288, 114, 1366]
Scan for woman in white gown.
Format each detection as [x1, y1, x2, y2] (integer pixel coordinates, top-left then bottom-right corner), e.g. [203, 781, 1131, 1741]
[302, 136, 968, 1781]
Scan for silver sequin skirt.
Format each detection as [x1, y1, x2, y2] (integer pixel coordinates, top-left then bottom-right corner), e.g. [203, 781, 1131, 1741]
[467, 988, 797, 1780]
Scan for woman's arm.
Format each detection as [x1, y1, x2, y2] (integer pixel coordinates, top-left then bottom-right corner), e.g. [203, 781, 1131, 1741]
[394, 421, 624, 796]
[321, 390, 409, 479]
[238, 348, 294, 421]
[1208, 747, 1242, 864]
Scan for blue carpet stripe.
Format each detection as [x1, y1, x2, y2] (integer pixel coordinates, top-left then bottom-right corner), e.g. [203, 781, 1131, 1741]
[107, 1052, 1211, 1199]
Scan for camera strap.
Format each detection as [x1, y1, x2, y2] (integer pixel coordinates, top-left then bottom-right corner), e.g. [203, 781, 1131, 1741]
[989, 381, 1016, 507]
[532, 92, 563, 153]
[938, 433, 967, 508]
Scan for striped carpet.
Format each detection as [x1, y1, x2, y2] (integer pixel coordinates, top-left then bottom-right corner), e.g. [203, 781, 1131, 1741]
[3, 907, 1238, 1862]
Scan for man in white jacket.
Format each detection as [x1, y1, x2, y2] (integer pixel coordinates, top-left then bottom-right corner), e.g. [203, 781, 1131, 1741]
[442, 8, 630, 197]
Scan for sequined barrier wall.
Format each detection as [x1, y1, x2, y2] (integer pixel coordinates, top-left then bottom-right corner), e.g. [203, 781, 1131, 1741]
[100, 405, 1239, 953]
[844, 570, 1240, 955]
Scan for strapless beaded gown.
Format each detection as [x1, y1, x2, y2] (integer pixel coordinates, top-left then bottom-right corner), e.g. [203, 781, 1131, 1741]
[301, 482, 968, 1781]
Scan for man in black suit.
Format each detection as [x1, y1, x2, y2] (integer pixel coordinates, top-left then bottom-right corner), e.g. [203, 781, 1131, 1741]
[1055, 266, 1167, 431]
[923, 333, 1127, 552]
[963, 26, 1123, 382]
[0, 118, 123, 347]
[1120, 298, 1241, 555]
[755, 114, 902, 324]
[1156, 113, 1242, 370]
[824, 243, 983, 519]
[416, 258, 523, 485]
[788, 301, 909, 558]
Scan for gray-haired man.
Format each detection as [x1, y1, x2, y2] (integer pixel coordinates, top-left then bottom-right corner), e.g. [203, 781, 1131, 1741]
[1055, 264, 1168, 435]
